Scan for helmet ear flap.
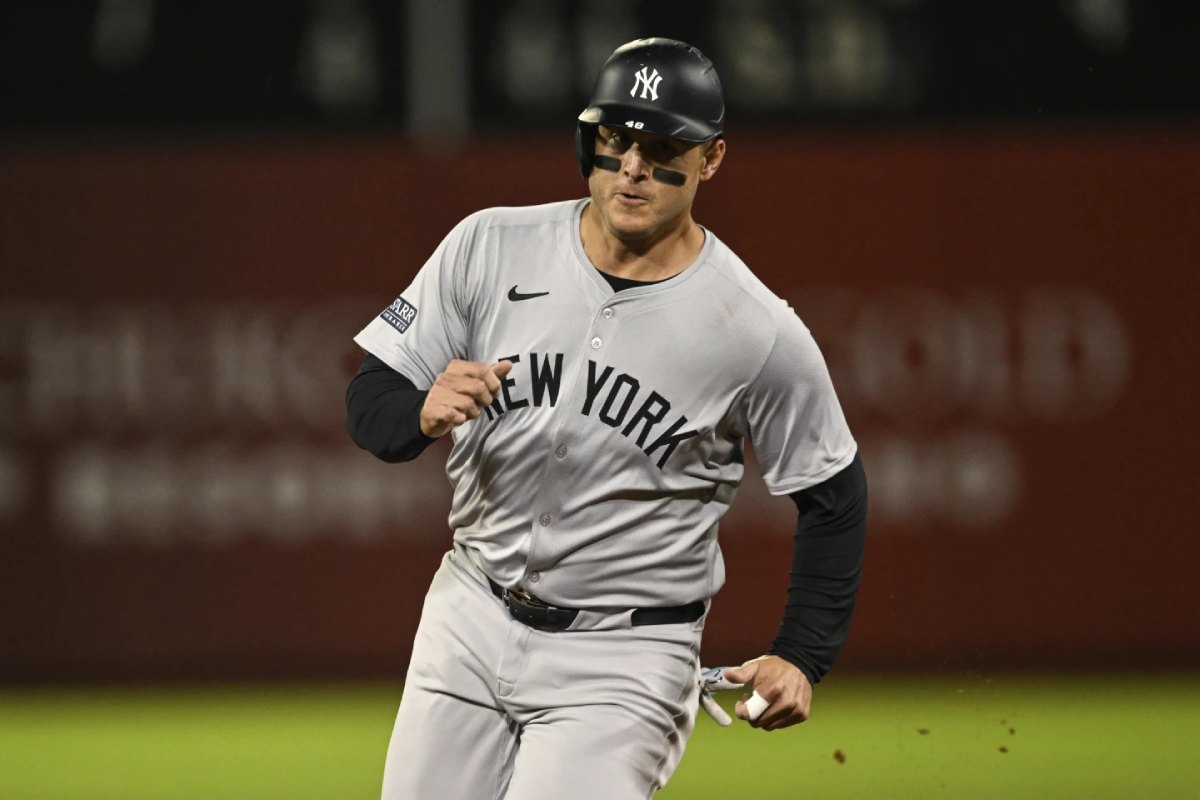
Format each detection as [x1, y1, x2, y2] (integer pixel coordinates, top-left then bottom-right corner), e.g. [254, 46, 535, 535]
[576, 122, 596, 179]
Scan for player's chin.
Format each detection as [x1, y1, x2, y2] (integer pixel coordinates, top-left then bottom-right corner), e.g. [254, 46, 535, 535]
[604, 209, 658, 241]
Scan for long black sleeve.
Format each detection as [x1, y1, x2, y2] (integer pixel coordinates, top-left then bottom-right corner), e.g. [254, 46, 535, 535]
[344, 352, 437, 463]
[767, 452, 868, 684]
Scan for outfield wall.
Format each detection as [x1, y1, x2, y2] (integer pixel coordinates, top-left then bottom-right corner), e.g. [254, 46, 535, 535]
[2, 126, 1197, 680]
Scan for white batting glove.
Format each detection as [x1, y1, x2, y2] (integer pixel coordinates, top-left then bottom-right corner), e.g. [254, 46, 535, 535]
[698, 666, 740, 726]
[699, 665, 770, 726]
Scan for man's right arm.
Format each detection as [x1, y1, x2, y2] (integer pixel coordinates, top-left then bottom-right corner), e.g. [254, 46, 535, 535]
[344, 352, 436, 463]
[345, 352, 514, 463]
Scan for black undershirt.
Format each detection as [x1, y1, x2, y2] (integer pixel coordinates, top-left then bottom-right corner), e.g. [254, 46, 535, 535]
[344, 270, 866, 683]
[596, 269, 667, 292]
[770, 452, 866, 683]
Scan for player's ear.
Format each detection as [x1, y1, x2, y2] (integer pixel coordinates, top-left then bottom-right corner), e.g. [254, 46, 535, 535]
[699, 138, 725, 182]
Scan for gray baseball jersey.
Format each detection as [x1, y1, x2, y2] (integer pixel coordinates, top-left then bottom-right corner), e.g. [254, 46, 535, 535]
[354, 198, 856, 608]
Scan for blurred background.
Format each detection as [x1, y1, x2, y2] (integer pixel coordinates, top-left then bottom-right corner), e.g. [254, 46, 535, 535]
[1, 1, 1198, 797]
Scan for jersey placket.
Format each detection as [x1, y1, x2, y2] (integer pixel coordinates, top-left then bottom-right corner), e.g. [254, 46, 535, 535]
[520, 298, 625, 596]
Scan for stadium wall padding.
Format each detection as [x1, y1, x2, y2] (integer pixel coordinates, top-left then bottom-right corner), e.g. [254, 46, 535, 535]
[2, 127, 1197, 680]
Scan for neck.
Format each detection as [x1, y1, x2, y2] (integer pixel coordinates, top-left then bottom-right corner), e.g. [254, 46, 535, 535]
[580, 202, 704, 281]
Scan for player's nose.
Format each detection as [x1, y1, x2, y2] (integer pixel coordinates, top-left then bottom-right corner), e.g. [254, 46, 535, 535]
[621, 146, 652, 179]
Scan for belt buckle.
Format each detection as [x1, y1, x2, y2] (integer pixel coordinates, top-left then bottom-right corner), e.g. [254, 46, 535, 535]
[507, 587, 548, 608]
[502, 589, 575, 632]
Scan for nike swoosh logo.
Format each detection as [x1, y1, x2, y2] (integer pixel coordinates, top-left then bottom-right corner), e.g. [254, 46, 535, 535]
[508, 286, 550, 301]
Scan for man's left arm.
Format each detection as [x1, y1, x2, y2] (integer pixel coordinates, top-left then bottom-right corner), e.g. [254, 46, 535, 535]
[722, 452, 867, 730]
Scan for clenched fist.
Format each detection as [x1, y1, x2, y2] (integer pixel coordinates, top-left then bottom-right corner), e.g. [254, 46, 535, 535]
[721, 655, 813, 731]
[420, 359, 514, 438]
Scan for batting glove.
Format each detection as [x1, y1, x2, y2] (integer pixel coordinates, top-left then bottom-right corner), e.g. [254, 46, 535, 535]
[698, 666, 744, 727]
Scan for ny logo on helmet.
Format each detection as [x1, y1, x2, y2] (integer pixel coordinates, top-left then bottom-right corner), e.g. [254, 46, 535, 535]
[630, 67, 663, 101]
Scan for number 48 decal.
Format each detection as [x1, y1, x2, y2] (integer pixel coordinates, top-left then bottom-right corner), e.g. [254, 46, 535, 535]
[624, 120, 645, 129]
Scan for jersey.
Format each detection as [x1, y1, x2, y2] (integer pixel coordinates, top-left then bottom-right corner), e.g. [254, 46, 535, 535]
[354, 198, 856, 608]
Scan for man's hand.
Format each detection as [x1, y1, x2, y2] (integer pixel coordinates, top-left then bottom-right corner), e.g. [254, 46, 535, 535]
[721, 655, 813, 731]
[420, 359, 513, 438]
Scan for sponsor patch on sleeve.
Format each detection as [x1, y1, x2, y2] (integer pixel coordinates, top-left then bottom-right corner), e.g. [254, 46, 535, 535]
[380, 296, 418, 334]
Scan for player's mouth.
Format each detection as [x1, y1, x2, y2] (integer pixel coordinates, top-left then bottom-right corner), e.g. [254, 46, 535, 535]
[614, 191, 649, 206]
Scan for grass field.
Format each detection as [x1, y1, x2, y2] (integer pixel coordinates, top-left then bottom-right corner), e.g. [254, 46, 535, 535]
[2, 673, 1198, 799]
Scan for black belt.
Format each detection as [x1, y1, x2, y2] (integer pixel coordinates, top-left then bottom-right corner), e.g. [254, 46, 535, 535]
[487, 577, 705, 633]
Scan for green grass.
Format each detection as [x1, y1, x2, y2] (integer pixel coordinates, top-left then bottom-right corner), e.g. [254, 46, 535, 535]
[663, 673, 1200, 799]
[2, 674, 1198, 799]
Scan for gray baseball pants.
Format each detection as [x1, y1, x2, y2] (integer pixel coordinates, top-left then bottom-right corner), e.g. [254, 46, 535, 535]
[381, 547, 706, 799]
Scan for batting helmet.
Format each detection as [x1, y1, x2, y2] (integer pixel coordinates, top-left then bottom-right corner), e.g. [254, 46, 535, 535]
[576, 37, 725, 178]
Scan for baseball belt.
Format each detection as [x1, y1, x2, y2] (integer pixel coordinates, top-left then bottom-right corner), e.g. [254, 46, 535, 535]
[487, 577, 705, 633]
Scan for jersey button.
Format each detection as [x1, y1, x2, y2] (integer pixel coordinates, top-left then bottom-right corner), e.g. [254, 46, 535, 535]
[555, 444, 567, 459]
[590, 337, 602, 349]
[602, 307, 615, 319]
[538, 513, 552, 527]
[528, 572, 540, 583]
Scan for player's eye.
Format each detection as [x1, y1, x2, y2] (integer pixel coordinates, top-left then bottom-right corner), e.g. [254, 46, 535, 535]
[648, 143, 682, 162]
[602, 130, 631, 151]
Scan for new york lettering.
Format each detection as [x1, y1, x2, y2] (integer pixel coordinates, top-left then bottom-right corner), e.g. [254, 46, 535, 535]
[481, 354, 699, 469]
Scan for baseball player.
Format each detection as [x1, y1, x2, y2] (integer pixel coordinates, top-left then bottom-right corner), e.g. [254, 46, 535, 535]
[345, 37, 867, 799]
